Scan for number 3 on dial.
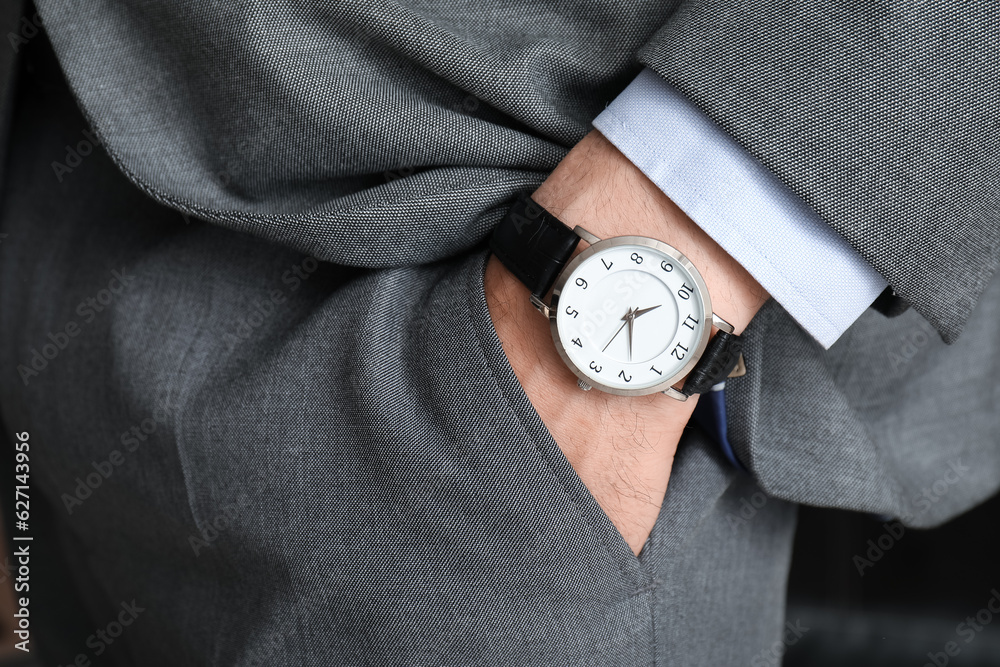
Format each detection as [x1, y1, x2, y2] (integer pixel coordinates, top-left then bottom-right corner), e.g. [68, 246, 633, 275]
[550, 236, 711, 396]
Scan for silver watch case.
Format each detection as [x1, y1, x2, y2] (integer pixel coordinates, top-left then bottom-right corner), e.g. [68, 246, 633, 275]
[530, 227, 735, 400]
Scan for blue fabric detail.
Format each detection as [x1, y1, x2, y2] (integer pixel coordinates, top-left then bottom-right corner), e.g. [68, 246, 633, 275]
[691, 386, 747, 472]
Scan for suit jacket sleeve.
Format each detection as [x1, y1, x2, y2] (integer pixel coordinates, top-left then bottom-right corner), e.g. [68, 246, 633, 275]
[637, 1, 1000, 345]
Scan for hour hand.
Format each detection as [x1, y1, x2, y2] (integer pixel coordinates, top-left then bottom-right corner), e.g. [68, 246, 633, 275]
[626, 310, 634, 361]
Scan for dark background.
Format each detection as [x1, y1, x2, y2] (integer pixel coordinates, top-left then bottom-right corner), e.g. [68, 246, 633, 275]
[3, 419, 1000, 665]
[785, 500, 1000, 666]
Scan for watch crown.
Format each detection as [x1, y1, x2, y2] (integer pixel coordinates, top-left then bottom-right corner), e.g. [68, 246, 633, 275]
[577, 379, 593, 392]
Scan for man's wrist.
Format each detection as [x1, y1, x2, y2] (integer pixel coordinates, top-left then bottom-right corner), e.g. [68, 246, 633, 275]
[530, 130, 769, 335]
[487, 129, 768, 401]
[483, 128, 769, 556]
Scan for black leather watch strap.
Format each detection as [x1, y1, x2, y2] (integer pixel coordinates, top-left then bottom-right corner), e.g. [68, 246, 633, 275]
[680, 330, 744, 396]
[489, 193, 581, 299]
[491, 192, 744, 398]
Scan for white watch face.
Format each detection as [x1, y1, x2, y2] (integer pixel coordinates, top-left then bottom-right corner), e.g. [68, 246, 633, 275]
[551, 236, 710, 395]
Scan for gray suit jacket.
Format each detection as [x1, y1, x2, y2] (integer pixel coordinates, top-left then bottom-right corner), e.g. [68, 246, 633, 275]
[0, 1, 997, 665]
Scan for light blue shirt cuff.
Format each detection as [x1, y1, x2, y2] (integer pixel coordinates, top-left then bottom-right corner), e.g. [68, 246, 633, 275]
[592, 68, 888, 349]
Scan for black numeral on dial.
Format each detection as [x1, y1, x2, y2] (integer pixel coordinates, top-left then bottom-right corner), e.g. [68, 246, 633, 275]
[630, 252, 643, 264]
[602, 258, 613, 270]
[677, 282, 694, 300]
[660, 261, 673, 273]
[618, 370, 632, 382]
[682, 314, 699, 330]
[575, 277, 588, 289]
[671, 342, 689, 360]
[571, 338, 583, 348]
[589, 361, 602, 373]
[565, 306, 579, 318]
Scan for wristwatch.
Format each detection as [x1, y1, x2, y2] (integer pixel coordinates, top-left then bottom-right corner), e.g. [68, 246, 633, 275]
[489, 193, 746, 401]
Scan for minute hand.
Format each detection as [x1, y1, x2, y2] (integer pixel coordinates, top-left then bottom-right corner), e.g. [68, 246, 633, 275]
[602, 307, 635, 353]
[632, 305, 661, 320]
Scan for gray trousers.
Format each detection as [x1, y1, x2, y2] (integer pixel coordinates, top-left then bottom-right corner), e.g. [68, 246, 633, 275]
[3, 2, 999, 665]
[0, 31, 800, 666]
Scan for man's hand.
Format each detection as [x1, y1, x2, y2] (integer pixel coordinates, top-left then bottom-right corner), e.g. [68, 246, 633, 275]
[484, 130, 769, 555]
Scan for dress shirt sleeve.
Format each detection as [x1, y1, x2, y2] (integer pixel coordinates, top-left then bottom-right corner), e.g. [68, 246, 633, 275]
[593, 68, 888, 350]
